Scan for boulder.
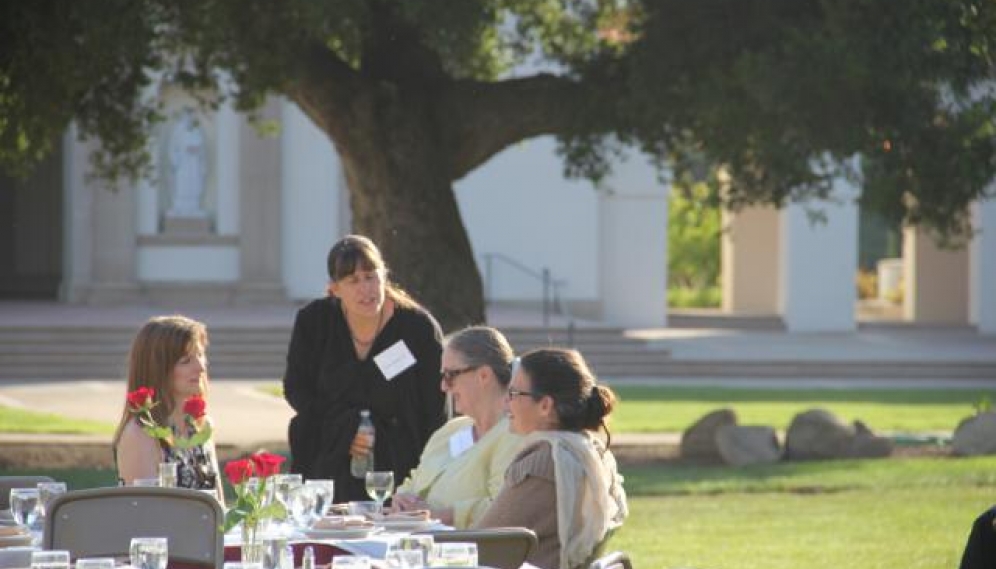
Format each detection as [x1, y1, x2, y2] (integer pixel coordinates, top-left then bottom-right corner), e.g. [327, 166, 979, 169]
[680, 408, 737, 461]
[784, 408, 854, 460]
[847, 420, 893, 458]
[715, 425, 782, 467]
[952, 412, 996, 456]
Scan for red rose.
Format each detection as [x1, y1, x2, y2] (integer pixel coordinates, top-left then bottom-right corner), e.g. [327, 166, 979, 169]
[183, 395, 207, 420]
[224, 459, 255, 485]
[126, 387, 156, 412]
[250, 452, 286, 477]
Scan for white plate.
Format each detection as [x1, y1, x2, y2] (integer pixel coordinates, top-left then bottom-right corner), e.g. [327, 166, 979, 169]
[301, 527, 377, 540]
[375, 518, 440, 532]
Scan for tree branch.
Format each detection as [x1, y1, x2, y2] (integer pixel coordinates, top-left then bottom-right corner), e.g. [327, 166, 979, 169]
[441, 73, 592, 181]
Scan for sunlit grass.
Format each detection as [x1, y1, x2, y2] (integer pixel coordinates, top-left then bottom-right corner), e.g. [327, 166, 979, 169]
[0, 406, 114, 434]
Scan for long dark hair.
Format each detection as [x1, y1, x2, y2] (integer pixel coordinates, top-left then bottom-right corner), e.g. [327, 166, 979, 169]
[327, 234, 418, 309]
[518, 347, 617, 447]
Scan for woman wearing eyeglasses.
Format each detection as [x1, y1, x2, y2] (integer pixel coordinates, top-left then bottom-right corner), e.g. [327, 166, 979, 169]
[391, 326, 523, 528]
[475, 347, 628, 569]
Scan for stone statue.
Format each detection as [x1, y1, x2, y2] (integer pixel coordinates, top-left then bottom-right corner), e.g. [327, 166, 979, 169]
[167, 111, 207, 218]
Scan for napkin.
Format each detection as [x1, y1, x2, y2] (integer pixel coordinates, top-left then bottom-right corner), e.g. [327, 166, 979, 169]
[312, 515, 375, 530]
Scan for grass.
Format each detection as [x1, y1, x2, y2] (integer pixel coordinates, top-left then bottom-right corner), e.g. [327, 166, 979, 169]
[667, 285, 722, 309]
[608, 385, 994, 434]
[0, 406, 114, 434]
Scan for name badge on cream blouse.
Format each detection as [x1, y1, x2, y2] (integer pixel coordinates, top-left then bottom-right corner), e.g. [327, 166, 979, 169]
[374, 340, 417, 381]
[449, 425, 474, 458]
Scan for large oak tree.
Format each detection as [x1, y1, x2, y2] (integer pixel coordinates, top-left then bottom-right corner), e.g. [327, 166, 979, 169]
[2, 0, 994, 328]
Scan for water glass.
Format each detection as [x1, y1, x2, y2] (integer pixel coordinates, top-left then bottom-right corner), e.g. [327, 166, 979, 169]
[75, 558, 116, 569]
[37, 481, 67, 518]
[385, 549, 424, 569]
[394, 535, 434, 564]
[30, 550, 70, 569]
[130, 537, 169, 569]
[287, 485, 317, 528]
[9, 488, 40, 527]
[272, 474, 303, 509]
[304, 479, 334, 517]
[330, 555, 371, 569]
[363, 471, 394, 513]
[158, 462, 178, 488]
[431, 542, 478, 567]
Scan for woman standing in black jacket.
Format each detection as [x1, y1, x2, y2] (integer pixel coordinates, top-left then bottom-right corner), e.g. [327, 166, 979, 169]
[283, 234, 445, 502]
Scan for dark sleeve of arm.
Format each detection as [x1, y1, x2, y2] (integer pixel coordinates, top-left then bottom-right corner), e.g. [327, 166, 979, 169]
[283, 302, 323, 414]
[411, 311, 445, 441]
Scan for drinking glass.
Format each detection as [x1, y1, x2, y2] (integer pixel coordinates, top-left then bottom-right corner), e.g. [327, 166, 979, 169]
[158, 462, 178, 488]
[430, 542, 478, 567]
[132, 478, 160, 487]
[394, 535, 433, 565]
[30, 550, 70, 569]
[37, 481, 67, 518]
[130, 537, 169, 569]
[385, 549, 423, 569]
[9, 488, 40, 527]
[304, 479, 334, 517]
[330, 555, 371, 569]
[363, 471, 394, 514]
[75, 558, 116, 569]
[272, 474, 303, 510]
[287, 485, 317, 528]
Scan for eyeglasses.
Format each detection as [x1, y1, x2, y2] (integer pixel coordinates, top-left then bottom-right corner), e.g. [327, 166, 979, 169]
[441, 365, 480, 386]
[506, 388, 540, 400]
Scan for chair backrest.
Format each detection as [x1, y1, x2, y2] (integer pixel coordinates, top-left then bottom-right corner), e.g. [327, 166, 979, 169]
[416, 527, 537, 569]
[588, 550, 633, 569]
[43, 487, 224, 569]
[0, 475, 54, 510]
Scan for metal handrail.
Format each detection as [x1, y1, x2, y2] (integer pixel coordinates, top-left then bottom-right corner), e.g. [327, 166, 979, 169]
[481, 252, 574, 337]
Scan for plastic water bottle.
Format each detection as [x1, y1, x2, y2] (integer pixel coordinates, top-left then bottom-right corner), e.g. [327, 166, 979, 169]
[302, 545, 315, 569]
[350, 409, 375, 478]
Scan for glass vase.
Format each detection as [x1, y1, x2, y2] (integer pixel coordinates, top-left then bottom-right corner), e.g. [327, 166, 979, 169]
[241, 519, 265, 564]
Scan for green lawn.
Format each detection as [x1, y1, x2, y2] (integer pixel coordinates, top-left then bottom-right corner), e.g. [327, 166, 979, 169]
[609, 385, 994, 433]
[0, 406, 114, 434]
[612, 454, 996, 569]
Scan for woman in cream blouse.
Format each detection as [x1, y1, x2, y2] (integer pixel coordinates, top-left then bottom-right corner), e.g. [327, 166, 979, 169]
[391, 326, 522, 528]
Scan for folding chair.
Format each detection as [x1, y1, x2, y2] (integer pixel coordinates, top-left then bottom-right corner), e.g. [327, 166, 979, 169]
[43, 487, 224, 569]
[0, 475, 54, 509]
[588, 550, 633, 569]
[415, 527, 537, 569]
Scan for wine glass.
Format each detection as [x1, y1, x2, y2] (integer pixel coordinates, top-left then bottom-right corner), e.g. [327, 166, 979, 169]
[364, 471, 394, 514]
[130, 537, 168, 569]
[9, 488, 40, 527]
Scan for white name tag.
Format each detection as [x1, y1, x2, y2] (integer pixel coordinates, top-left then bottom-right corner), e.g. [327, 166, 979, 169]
[374, 340, 417, 381]
[449, 425, 474, 458]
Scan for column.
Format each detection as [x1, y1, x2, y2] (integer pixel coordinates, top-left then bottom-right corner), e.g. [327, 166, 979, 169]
[903, 227, 969, 324]
[235, 97, 285, 303]
[721, 206, 781, 314]
[598, 155, 669, 328]
[970, 195, 996, 334]
[60, 125, 93, 302]
[779, 179, 859, 332]
[86, 152, 141, 303]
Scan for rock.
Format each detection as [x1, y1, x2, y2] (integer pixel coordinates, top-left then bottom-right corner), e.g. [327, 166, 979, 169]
[715, 425, 781, 466]
[680, 408, 737, 461]
[784, 408, 854, 460]
[847, 421, 893, 458]
[952, 412, 996, 456]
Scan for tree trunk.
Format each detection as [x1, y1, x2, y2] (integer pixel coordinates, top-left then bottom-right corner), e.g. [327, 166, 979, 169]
[330, 96, 485, 332]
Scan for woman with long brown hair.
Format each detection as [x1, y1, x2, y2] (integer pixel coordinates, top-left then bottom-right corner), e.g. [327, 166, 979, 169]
[113, 315, 222, 501]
